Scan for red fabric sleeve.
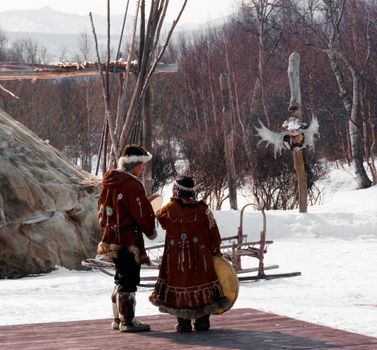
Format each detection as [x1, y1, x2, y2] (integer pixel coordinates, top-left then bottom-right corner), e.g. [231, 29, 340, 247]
[127, 181, 156, 237]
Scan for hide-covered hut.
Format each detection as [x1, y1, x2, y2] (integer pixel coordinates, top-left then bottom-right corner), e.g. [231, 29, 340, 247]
[0, 108, 100, 278]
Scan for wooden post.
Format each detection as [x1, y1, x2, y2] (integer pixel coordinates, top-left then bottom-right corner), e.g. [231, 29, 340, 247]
[293, 150, 307, 213]
[220, 73, 238, 210]
[288, 52, 307, 213]
[288, 52, 301, 113]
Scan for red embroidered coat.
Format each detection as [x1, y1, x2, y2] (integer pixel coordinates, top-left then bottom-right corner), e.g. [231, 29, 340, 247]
[97, 169, 156, 263]
[149, 198, 230, 319]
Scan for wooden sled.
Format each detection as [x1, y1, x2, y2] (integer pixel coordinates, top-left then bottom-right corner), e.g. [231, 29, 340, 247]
[82, 201, 300, 285]
[221, 203, 301, 282]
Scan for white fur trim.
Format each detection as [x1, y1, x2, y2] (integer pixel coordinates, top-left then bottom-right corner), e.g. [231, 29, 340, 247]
[97, 242, 121, 257]
[128, 245, 140, 263]
[117, 153, 152, 169]
[173, 181, 195, 191]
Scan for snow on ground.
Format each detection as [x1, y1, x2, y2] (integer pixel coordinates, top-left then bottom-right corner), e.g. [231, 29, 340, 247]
[0, 162, 376, 339]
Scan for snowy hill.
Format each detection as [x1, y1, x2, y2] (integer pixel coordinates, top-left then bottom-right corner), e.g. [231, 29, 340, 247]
[0, 7, 127, 61]
[0, 7, 132, 35]
[0, 163, 376, 338]
[0, 6, 222, 35]
[0, 7, 227, 61]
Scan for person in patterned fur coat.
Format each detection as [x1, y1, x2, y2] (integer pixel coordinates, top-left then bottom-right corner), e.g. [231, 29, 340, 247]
[149, 176, 231, 332]
[97, 145, 157, 332]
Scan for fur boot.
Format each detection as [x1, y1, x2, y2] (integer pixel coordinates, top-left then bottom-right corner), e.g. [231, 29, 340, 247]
[176, 318, 192, 332]
[111, 285, 120, 330]
[117, 292, 150, 332]
[194, 315, 210, 331]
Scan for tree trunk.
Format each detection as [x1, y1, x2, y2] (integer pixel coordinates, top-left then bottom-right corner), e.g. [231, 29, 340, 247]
[257, 17, 271, 127]
[143, 86, 152, 196]
[366, 101, 377, 184]
[220, 73, 237, 210]
[102, 122, 109, 176]
[348, 74, 372, 188]
[327, 50, 371, 188]
[335, 48, 371, 187]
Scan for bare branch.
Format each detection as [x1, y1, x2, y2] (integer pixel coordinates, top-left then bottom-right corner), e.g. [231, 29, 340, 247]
[115, 0, 141, 145]
[89, 12, 119, 159]
[115, 0, 131, 60]
[118, 0, 186, 151]
[142, 0, 187, 91]
[0, 83, 19, 99]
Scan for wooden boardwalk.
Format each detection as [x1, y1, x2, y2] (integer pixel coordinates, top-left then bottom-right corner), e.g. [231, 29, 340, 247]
[0, 308, 376, 349]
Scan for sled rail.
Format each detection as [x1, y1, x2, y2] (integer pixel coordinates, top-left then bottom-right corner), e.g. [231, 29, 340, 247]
[231, 203, 301, 280]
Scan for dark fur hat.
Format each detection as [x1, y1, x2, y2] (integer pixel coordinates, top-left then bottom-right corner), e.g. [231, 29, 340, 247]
[174, 176, 196, 199]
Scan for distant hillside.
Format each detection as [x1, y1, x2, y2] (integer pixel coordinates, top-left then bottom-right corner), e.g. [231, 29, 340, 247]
[0, 6, 132, 35]
[0, 7, 229, 61]
[5, 31, 121, 62]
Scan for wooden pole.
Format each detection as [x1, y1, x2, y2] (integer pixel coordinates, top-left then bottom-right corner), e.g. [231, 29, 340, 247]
[288, 52, 301, 112]
[293, 150, 307, 213]
[220, 73, 238, 210]
[288, 52, 307, 213]
[143, 86, 152, 196]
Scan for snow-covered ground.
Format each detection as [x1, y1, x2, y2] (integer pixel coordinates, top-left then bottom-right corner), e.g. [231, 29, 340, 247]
[1, 162, 376, 339]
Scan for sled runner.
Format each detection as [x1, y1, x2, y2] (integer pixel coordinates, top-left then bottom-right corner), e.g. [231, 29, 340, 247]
[81, 258, 157, 287]
[221, 203, 301, 281]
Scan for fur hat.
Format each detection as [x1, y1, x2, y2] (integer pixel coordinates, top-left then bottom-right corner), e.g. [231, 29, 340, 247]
[175, 176, 195, 190]
[173, 176, 196, 198]
[118, 144, 152, 168]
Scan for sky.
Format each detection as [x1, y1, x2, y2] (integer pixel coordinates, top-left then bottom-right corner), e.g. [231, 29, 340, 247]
[0, 0, 238, 25]
[1, 163, 377, 339]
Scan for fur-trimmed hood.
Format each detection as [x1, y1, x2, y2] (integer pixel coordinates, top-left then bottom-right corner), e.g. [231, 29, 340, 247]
[102, 169, 143, 188]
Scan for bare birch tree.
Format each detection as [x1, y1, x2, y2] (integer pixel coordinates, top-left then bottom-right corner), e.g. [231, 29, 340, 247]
[241, 0, 285, 127]
[291, 0, 372, 188]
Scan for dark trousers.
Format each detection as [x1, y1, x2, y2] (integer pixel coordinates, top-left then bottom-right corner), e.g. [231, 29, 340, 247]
[113, 248, 141, 293]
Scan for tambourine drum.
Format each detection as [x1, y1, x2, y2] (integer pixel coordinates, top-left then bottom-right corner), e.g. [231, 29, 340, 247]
[213, 255, 239, 314]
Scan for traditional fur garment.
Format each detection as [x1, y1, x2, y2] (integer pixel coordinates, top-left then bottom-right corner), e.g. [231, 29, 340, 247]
[97, 169, 156, 264]
[149, 198, 231, 319]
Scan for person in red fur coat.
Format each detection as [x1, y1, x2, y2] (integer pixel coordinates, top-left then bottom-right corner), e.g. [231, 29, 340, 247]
[150, 176, 231, 332]
[97, 145, 157, 332]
